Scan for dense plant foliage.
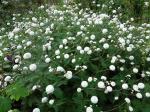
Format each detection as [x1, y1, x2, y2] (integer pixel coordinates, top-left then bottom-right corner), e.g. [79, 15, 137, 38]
[0, 2, 150, 112]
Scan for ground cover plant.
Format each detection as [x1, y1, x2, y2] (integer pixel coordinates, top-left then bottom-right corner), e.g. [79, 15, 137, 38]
[0, 2, 150, 112]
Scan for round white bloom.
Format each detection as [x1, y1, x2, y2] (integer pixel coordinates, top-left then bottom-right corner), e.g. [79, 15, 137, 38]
[106, 86, 112, 92]
[80, 50, 84, 54]
[45, 85, 54, 94]
[64, 54, 69, 59]
[114, 96, 119, 100]
[26, 41, 32, 46]
[29, 64, 37, 71]
[128, 106, 133, 112]
[103, 43, 109, 49]
[90, 96, 98, 104]
[109, 65, 116, 71]
[133, 85, 139, 91]
[65, 71, 72, 79]
[133, 68, 138, 73]
[136, 93, 142, 99]
[122, 83, 128, 89]
[88, 77, 93, 82]
[49, 99, 55, 105]
[90, 35, 95, 40]
[84, 47, 90, 52]
[101, 76, 107, 80]
[81, 81, 88, 88]
[146, 57, 150, 61]
[15, 58, 19, 63]
[56, 66, 65, 72]
[127, 47, 132, 52]
[125, 98, 130, 104]
[86, 106, 93, 112]
[4, 76, 11, 82]
[13, 64, 19, 70]
[110, 81, 116, 87]
[97, 81, 105, 89]
[41, 97, 48, 103]
[62, 39, 68, 44]
[33, 108, 40, 112]
[45, 58, 51, 63]
[32, 85, 37, 91]
[23, 67, 28, 71]
[87, 50, 92, 54]
[77, 46, 82, 50]
[102, 29, 108, 34]
[55, 50, 60, 55]
[23, 53, 32, 59]
[137, 83, 145, 89]
[129, 56, 134, 60]
[77, 88, 82, 93]
[71, 59, 76, 63]
[145, 92, 150, 98]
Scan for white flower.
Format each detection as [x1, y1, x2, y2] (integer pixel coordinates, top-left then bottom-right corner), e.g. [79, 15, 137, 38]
[32, 85, 37, 91]
[64, 54, 69, 59]
[77, 46, 82, 50]
[33, 108, 40, 112]
[103, 43, 109, 49]
[125, 98, 130, 104]
[109, 65, 116, 71]
[45, 85, 54, 94]
[106, 86, 113, 92]
[84, 47, 90, 52]
[4, 76, 11, 82]
[41, 97, 48, 103]
[90, 35, 95, 40]
[114, 96, 119, 100]
[81, 81, 88, 88]
[45, 58, 51, 63]
[137, 82, 145, 89]
[128, 106, 133, 112]
[122, 83, 128, 89]
[97, 81, 105, 89]
[146, 57, 150, 61]
[136, 93, 142, 99]
[86, 106, 93, 112]
[56, 66, 65, 72]
[145, 92, 150, 98]
[29, 64, 37, 71]
[64, 71, 72, 79]
[23, 66, 28, 71]
[110, 81, 116, 87]
[127, 47, 132, 52]
[88, 77, 93, 82]
[77, 88, 82, 93]
[49, 99, 55, 105]
[71, 59, 76, 63]
[13, 64, 19, 70]
[133, 85, 139, 92]
[133, 68, 138, 73]
[101, 76, 107, 80]
[55, 50, 60, 55]
[26, 41, 32, 46]
[102, 29, 108, 34]
[23, 52, 32, 59]
[62, 39, 68, 44]
[90, 96, 98, 104]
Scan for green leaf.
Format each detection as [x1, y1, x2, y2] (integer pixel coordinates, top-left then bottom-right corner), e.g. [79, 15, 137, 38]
[0, 96, 11, 112]
[5, 82, 29, 101]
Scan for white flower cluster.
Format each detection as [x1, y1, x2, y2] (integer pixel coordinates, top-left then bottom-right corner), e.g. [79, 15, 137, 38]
[0, 3, 150, 112]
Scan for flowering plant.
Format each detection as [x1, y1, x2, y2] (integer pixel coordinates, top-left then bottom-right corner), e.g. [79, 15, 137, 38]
[0, 3, 150, 112]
